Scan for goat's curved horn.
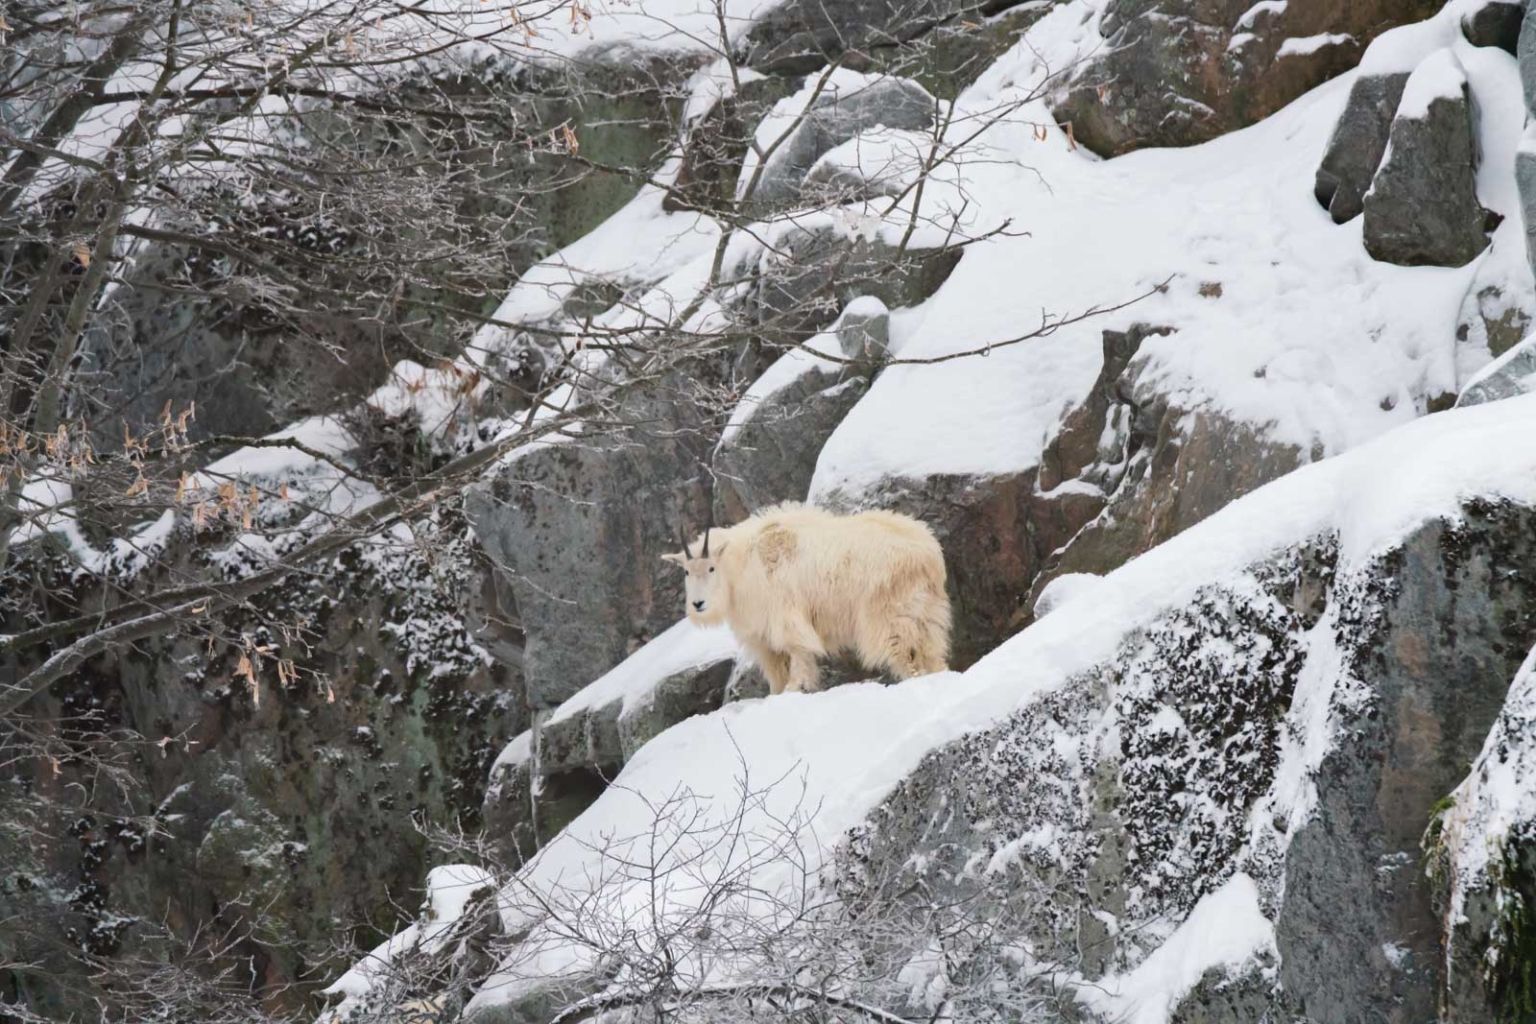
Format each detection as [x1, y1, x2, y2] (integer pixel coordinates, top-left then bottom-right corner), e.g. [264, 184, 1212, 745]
[702, 526, 711, 558]
[679, 527, 692, 558]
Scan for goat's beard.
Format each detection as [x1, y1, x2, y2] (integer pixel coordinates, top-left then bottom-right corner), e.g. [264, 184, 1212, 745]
[686, 604, 726, 627]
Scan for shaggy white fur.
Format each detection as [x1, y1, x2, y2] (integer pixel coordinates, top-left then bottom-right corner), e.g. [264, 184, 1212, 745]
[662, 503, 951, 694]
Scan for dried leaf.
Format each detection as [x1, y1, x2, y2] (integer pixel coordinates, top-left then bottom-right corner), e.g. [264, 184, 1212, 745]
[236, 653, 260, 707]
[72, 242, 90, 267]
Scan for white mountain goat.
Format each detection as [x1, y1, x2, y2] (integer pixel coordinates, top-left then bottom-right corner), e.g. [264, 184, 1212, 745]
[661, 503, 951, 694]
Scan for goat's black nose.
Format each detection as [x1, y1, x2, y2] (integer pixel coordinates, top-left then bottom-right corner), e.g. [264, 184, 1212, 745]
[692, 601, 705, 611]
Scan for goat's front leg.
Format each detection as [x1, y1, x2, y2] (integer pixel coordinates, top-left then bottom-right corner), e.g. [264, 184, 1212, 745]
[784, 648, 823, 694]
[759, 649, 793, 695]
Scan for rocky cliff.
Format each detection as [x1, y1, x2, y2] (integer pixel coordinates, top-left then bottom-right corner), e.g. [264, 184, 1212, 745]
[8, 0, 1536, 1021]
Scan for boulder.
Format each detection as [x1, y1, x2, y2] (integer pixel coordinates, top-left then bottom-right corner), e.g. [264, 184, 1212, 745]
[1457, 334, 1536, 406]
[616, 659, 736, 756]
[1026, 329, 1304, 620]
[1363, 50, 1494, 269]
[1036, 323, 1169, 493]
[1051, 0, 1445, 157]
[1314, 73, 1410, 224]
[1462, 0, 1524, 53]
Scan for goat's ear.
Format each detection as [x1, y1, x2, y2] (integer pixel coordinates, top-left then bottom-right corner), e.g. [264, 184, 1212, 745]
[713, 542, 728, 555]
[660, 552, 686, 567]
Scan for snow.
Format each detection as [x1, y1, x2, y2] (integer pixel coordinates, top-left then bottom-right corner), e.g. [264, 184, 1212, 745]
[1235, 1, 1288, 31]
[474, 393, 1536, 1012]
[1074, 873, 1275, 1024]
[1277, 33, 1355, 58]
[194, 416, 356, 486]
[320, 864, 495, 1020]
[1032, 572, 1104, 619]
[1397, 47, 1468, 119]
[544, 619, 741, 727]
[811, 1, 1521, 502]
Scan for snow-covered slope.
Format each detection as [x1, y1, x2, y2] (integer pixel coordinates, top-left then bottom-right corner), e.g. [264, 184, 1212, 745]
[811, 0, 1529, 500]
[396, 393, 1536, 1022]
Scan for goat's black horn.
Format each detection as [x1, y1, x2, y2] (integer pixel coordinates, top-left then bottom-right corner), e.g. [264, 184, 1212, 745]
[702, 526, 711, 558]
[679, 527, 692, 558]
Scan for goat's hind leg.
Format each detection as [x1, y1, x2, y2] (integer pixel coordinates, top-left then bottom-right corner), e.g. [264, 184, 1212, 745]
[876, 616, 941, 681]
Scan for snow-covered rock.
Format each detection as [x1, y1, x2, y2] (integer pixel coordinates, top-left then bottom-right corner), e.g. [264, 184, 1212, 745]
[1433, 644, 1536, 1020]
[740, 71, 936, 210]
[481, 623, 741, 860]
[1457, 332, 1536, 405]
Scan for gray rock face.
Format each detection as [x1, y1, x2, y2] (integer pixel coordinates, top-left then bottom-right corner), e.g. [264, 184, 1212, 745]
[716, 368, 871, 521]
[832, 500, 1536, 1024]
[1278, 502, 1536, 1024]
[1462, 0, 1525, 53]
[1050, 0, 1443, 157]
[1520, 3, 1536, 112]
[750, 227, 961, 340]
[749, 77, 936, 209]
[714, 304, 883, 521]
[665, 75, 798, 216]
[740, 0, 1027, 74]
[1363, 62, 1493, 268]
[1314, 73, 1410, 224]
[1517, 143, 1536, 283]
[464, 378, 722, 710]
[1457, 333, 1536, 406]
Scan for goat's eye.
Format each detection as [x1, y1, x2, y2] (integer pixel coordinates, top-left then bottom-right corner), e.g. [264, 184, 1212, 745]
[708, 567, 715, 573]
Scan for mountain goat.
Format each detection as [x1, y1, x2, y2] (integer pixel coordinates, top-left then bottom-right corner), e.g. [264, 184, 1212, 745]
[661, 503, 951, 694]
